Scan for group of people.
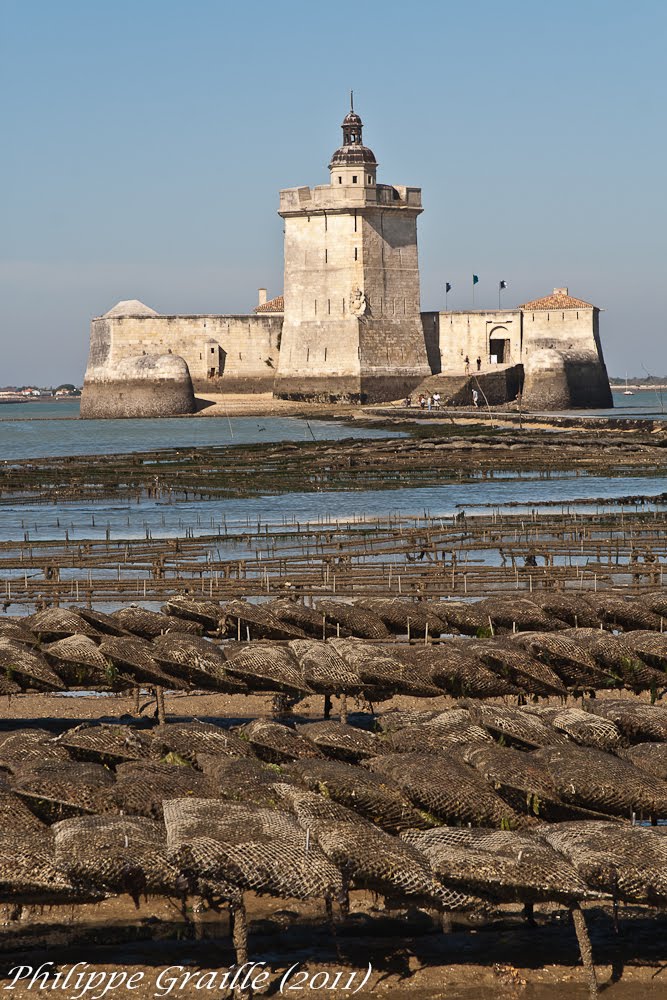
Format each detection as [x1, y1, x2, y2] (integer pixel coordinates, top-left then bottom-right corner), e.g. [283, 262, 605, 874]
[464, 355, 483, 375]
[404, 393, 441, 410]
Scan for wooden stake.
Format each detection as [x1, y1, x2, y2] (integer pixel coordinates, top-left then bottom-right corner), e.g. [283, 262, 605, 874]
[571, 905, 598, 998]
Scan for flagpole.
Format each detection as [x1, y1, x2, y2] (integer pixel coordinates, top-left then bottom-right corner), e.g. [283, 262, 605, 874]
[472, 276, 475, 309]
[498, 282, 501, 309]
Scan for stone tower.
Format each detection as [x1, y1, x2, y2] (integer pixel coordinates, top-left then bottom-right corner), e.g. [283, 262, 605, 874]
[274, 102, 431, 402]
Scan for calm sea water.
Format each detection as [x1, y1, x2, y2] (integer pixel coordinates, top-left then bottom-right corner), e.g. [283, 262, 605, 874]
[0, 390, 665, 462]
[3, 472, 665, 545]
[0, 402, 398, 461]
[1, 393, 666, 543]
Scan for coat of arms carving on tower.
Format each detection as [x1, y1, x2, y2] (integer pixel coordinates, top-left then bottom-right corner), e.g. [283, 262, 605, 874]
[350, 287, 369, 317]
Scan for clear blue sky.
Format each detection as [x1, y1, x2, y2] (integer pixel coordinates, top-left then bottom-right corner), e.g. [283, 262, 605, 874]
[1, 0, 665, 384]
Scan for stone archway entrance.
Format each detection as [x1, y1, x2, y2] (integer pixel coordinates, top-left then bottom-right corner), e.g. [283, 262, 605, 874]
[489, 326, 511, 364]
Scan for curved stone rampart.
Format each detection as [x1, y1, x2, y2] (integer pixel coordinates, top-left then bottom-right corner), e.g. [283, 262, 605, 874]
[522, 350, 613, 410]
[80, 354, 196, 419]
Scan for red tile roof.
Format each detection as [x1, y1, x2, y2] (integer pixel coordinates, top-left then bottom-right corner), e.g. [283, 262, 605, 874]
[254, 295, 284, 314]
[519, 289, 596, 311]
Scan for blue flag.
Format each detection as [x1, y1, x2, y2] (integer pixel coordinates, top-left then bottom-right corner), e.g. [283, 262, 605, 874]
[445, 282, 452, 293]
[472, 274, 479, 285]
[499, 280, 508, 290]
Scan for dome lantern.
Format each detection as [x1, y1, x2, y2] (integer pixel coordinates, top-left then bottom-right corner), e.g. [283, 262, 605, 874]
[329, 94, 377, 186]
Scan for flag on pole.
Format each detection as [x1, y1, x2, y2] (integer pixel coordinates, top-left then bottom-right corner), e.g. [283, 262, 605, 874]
[499, 280, 508, 290]
[445, 282, 452, 293]
[472, 274, 479, 285]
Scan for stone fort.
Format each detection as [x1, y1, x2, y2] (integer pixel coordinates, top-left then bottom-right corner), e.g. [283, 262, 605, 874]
[81, 104, 612, 417]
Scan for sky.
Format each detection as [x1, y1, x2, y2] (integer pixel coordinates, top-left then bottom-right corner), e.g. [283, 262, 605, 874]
[1, 0, 665, 385]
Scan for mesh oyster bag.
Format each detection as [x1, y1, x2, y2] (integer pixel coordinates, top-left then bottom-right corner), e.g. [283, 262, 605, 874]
[314, 820, 478, 911]
[328, 638, 441, 697]
[296, 721, 381, 762]
[238, 719, 323, 764]
[366, 752, 527, 829]
[283, 758, 431, 833]
[53, 814, 181, 902]
[403, 826, 600, 904]
[23, 607, 101, 641]
[354, 599, 444, 637]
[583, 699, 667, 743]
[266, 599, 338, 639]
[162, 596, 224, 631]
[58, 723, 153, 765]
[530, 743, 667, 818]
[223, 645, 312, 696]
[461, 700, 568, 749]
[222, 600, 307, 641]
[512, 631, 613, 690]
[0, 638, 65, 691]
[536, 706, 623, 752]
[152, 634, 247, 692]
[112, 760, 216, 818]
[475, 597, 565, 633]
[151, 721, 255, 763]
[163, 798, 343, 901]
[542, 820, 667, 904]
[11, 759, 117, 820]
[112, 606, 202, 639]
[288, 639, 362, 694]
[474, 639, 567, 697]
[315, 600, 391, 640]
[99, 637, 189, 689]
[410, 644, 520, 698]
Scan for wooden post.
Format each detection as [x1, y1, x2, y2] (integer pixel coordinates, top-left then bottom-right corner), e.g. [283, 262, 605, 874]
[155, 686, 166, 724]
[571, 905, 598, 998]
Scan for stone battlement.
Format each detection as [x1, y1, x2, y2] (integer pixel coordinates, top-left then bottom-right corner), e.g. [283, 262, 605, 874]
[279, 183, 422, 215]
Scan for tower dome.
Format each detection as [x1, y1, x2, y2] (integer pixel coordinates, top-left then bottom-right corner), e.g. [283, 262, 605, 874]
[329, 96, 377, 181]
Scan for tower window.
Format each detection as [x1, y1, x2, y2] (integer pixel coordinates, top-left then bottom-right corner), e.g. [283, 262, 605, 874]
[352, 175, 358, 184]
[325, 249, 328, 263]
[338, 176, 342, 184]
[354, 247, 358, 261]
[368, 175, 372, 184]
[327, 299, 331, 314]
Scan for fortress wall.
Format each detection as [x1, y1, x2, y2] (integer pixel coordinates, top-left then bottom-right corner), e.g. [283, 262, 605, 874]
[521, 307, 602, 358]
[88, 314, 282, 390]
[282, 212, 362, 327]
[522, 308, 613, 409]
[361, 210, 421, 321]
[278, 318, 363, 378]
[81, 354, 196, 419]
[438, 311, 522, 370]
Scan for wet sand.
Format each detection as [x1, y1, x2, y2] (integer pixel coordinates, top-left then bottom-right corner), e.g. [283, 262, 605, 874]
[2, 890, 666, 997]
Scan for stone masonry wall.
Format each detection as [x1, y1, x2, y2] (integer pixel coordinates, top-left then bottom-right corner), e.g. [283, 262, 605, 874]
[438, 311, 522, 370]
[521, 308, 613, 409]
[88, 315, 282, 391]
